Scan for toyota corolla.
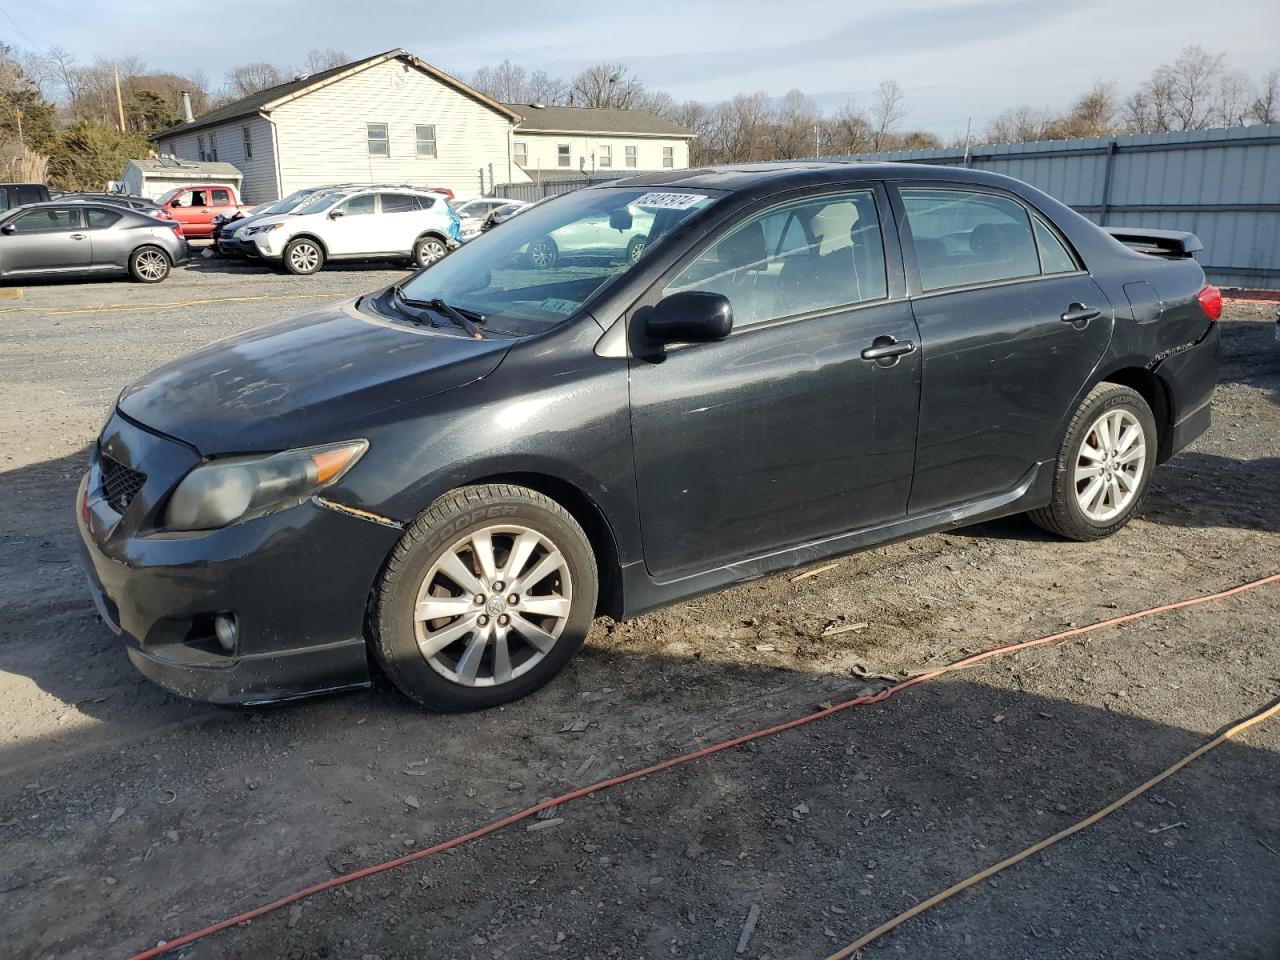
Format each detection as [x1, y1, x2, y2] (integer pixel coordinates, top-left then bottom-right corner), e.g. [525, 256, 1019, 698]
[77, 163, 1220, 711]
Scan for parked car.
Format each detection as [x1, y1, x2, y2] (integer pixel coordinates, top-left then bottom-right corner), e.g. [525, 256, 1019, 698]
[63, 192, 181, 232]
[481, 201, 535, 233]
[238, 187, 461, 273]
[524, 201, 654, 267]
[154, 184, 252, 239]
[211, 201, 274, 242]
[1, 200, 187, 283]
[0, 182, 51, 213]
[216, 186, 376, 256]
[77, 163, 1221, 711]
[453, 197, 524, 241]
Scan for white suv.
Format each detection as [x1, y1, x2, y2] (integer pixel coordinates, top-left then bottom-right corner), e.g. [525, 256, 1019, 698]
[241, 187, 461, 275]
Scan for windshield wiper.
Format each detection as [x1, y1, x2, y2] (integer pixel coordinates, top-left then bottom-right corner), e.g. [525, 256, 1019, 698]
[426, 297, 485, 340]
[390, 283, 436, 328]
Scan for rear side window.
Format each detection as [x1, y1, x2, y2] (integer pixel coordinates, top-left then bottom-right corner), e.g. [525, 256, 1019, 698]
[1032, 215, 1077, 274]
[900, 188, 1041, 291]
[666, 190, 888, 329]
[86, 209, 123, 229]
[380, 193, 419, 214]
[211, 189, 230, 205]
[17, 185, 47, 205]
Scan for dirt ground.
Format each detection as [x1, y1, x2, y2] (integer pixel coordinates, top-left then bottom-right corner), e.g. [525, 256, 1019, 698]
[0, 260, 1277, 960]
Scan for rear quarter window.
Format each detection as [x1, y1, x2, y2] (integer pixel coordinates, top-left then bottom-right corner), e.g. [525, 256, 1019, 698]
[901, 188, 1042, 291]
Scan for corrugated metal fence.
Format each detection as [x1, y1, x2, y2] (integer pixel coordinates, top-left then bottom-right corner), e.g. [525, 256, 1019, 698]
[837, 124, 1280, 289]
[492, 172, 635, 203]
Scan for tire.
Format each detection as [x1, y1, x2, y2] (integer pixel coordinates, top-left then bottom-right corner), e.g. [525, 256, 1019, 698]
[625, 235, 647, 264]
[413, 235, 449, 267]
[283, 237, 324, 275]
[1029, 383, 1157, 541]
[372, 484, 598, 712]
[128, 246, 171, 283]
[527, 236, 558, 269]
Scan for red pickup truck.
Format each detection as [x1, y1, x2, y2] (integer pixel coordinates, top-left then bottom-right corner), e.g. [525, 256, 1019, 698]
[155, 184, 252, 239]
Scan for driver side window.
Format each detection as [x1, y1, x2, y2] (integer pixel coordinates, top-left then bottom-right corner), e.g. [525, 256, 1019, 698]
[339, 194, 376, 217]
[665, 190, 888, 328]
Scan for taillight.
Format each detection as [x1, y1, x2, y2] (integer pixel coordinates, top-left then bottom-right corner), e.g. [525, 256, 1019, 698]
[1197, 284, 1222, 321]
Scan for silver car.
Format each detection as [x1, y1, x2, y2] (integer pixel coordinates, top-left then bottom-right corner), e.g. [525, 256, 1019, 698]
[0, 201, 188, 283]
[524, 204, 654, 268]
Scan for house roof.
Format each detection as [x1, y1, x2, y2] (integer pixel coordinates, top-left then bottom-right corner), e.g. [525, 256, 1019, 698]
[126, 158, 244, 180]
[151, 49, 520, 140]
[505, 104, 695, 139]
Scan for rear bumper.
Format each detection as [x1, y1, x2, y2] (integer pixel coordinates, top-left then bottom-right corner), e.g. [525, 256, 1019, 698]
[76, 413, 402, 705]
[1155, 322, 1220, 461]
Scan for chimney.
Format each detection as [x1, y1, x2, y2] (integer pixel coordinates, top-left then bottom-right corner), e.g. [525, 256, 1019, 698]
[180, 91, 194, 123]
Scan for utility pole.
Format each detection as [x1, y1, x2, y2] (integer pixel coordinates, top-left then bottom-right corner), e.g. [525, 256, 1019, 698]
[962, 117, 972, 166]
[15, 108, 23, 149]
[114, 65, 127, 132]
[814, 122, 820, 159]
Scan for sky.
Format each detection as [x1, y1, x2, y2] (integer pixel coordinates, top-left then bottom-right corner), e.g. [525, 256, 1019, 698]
[6, 0, 1278, 140]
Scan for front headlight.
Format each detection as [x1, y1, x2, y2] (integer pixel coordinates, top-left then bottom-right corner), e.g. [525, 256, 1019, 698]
[164, 440, 367, 531]
[247, 223, 284, 237]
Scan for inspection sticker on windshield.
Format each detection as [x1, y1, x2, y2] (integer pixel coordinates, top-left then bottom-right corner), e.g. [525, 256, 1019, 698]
[538, 298, 579, 314]
[631, 192, 707, 210]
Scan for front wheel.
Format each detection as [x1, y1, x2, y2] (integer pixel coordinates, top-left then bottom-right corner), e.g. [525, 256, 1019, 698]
[1029, 383, 1156, 540]
[128, 246, 171, 283]
[527, 236, 558, 269]
[372, 484, 598, 711]
[283, 238, 324, 275]
[625, 235, 647, 263]
[413, 235, 449, 267]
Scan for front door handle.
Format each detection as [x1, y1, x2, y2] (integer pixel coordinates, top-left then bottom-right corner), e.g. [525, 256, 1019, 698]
[69, 233, 87, 241]
[1061, 303, 1101, 324]
[861, 336, 917, 364]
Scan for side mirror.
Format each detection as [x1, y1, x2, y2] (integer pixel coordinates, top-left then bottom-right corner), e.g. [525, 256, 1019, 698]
[0, 223, 15, 235]
[609, 208, 633, 231]
[645, 291, 733, 345]
[329, 209, 344, 219]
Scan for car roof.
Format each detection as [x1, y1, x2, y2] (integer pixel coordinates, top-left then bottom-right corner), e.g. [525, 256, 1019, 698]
[602, 160, 1023, 195]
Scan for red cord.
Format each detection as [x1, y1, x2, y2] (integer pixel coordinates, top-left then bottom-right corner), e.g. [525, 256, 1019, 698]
[128, 571, 1280, 959]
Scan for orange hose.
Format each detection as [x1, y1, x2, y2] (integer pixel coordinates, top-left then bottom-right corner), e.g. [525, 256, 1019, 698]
[127, 571, 1280, 959]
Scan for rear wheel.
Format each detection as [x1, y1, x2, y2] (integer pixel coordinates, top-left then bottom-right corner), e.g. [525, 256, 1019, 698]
[372, 484, 598, 711]
[283, 238, 324, 275]
[128, 246, 170, 283]
[1029, 383, 1156, 540]
[528, 236, 558, 269]
[626, 235, 647, 263]
[413, 235, 449, 267]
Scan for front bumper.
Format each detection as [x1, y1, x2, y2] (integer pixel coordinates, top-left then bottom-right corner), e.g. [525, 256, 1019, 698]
[77, 412, 402, 705]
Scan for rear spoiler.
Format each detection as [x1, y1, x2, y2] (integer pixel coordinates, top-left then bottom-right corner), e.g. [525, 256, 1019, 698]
[1103, 226, 1203, 259]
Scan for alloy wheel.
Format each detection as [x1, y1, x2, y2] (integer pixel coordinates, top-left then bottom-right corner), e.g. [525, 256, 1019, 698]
[1073, 408, 1146, 523]
[289, 242, 320, 273]
[135, 249, 168, 281]
[418, 239, 447, 266]
[413, 524, 573, 687]
[628, 239, 646, 262]
[530, 241, 555, 268]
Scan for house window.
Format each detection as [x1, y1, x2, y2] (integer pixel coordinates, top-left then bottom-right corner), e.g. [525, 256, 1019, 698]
[416, 125, 437, 157]
[242, 125, 253, 159]
[196, 134, 206, 161]
[209, 131, 218, 161]
[625, 145, 637, 168]
[367, 123, 389, 157]
[513, 141, 527, 166]
[557, 143, 571, 168]
[663, 146, 674, 168]
[598, 145, 611, 168]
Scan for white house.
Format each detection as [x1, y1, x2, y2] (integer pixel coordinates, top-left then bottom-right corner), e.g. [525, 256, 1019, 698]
[120, 158, 243, 201]
[150, 49, 527, 202]
[149, 50, 695, 203]
[504, 104, 695, 177]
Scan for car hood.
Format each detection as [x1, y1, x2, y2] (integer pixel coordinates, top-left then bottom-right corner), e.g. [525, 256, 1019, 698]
[117, 298, 512, 454]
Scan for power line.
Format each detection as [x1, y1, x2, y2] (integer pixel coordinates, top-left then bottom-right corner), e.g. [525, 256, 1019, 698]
[0, 3, 43, 52]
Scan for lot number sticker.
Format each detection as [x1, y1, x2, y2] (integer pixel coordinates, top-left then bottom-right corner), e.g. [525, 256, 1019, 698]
[631, 192, 708, 210]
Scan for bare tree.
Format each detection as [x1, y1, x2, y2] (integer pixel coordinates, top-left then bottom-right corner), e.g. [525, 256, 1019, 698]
[1248, 68, 1279, 124]
[570, 63, 644, 109]
[825, 100, 873, 155]
[225, 62, 285, 99]
[1157, 45, 1225, 130]
[1061, 81, 1119, 137]
[772, 88, 820, 158]
[300, 48, 349, 74]
[869, 80, 907, 151]
[526, 70, 568, 105]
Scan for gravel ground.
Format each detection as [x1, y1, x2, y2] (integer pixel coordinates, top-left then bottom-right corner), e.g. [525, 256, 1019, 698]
[0, 262, 1277, 960]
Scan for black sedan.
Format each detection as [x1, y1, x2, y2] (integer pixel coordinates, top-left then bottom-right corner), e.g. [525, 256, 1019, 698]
[78, 163, 1221, 710]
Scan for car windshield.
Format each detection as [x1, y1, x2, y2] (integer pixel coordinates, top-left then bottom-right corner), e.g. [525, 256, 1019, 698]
[294, 192, 346, 215]
[399, 187, 719, 329]
[271, 191, 319, 214]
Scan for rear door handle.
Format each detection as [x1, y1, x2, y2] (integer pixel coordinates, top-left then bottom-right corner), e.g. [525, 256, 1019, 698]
[70, 233, 86, 241]
[861, 336, 917, 363]
[1061, 303, 1101, 324]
